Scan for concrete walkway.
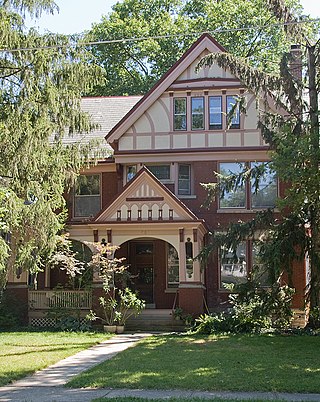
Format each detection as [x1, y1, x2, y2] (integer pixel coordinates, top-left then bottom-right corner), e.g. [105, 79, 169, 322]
[1, 332, 320, 402]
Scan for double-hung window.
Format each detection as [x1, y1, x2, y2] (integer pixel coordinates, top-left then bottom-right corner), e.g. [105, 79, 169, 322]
[226, 95, 240, 129]
[191, 97, 204, 130]
[74, 174, 100, 218]
[174, 98, 187, 130]
[147, 165, 171, 181]
[209, 96, 222, 129]
[178, 164, 191, 195]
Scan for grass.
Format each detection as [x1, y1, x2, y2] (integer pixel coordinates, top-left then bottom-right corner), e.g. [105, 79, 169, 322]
[67, 333, 320, 393]
[0, 330, 109, 386]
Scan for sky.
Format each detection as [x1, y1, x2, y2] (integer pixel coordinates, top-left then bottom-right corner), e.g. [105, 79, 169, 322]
[26, 0, 320, 35]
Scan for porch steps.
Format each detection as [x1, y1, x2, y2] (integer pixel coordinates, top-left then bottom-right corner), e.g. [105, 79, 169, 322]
[126, 309, 186, 332]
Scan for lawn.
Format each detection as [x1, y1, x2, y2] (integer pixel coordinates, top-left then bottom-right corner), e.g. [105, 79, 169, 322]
[0, 330, 109, 386]
[67, 333, 320, 393]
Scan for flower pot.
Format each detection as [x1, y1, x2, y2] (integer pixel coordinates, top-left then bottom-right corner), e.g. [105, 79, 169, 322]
[116, 325, 125, 334]
[103, 325, 117, 333]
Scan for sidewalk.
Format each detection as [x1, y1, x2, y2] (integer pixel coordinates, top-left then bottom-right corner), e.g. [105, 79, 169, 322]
[0, 332, 320, 402]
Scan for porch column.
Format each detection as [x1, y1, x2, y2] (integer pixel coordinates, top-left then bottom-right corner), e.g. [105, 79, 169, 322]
[179, 228, 186, 282]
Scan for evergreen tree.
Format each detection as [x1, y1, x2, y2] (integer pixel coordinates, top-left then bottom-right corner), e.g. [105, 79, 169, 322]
[0, 0, 104, 289]
[198, 0, 320, 323]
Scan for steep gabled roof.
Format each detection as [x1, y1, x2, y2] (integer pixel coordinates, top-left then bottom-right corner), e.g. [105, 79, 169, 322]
[106, 33, 227, 144]
[94, 167, 204, 223]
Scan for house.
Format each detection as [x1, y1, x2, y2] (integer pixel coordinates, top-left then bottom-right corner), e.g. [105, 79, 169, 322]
[6, 33, 307, 326]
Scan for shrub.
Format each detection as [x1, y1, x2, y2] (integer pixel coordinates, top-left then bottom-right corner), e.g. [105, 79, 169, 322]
[194, 283, 294, 334]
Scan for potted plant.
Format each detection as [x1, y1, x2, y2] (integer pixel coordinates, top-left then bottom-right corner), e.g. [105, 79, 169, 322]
[87, 296, 121, 333]
[116, 288, 146, 332]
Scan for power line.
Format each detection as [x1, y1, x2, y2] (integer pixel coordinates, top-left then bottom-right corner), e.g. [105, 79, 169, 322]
[0, 18, 319, 53]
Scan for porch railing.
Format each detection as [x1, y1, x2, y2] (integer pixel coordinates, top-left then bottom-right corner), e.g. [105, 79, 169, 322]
[29, 290, 92, 310]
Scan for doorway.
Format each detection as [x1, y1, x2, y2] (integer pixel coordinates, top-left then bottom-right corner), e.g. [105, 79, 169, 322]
[129, 241, 154, 304]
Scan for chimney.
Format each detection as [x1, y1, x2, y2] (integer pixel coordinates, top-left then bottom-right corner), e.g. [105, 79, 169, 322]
[290, 44, 302, 81]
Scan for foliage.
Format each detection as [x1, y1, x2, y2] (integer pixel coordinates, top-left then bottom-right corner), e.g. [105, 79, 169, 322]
[85, 0, 306, 96]
[87, 244, 145, 326]
[194, 283, 294, 334]
[0, 0, 106, 291]
[0, 290, 25, 329]
[117, 287, 146, 325]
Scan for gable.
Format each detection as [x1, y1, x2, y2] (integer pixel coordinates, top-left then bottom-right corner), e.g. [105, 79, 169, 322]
[95, 168, 200, 223]
[107, 33, 262, 153]
[106, 34, 230, 144]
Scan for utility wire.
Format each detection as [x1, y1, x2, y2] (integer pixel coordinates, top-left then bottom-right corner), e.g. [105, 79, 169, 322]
[0, 18, 319, 53]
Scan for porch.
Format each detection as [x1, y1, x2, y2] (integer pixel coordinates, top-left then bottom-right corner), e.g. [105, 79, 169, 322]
[28, 290, 92, 327]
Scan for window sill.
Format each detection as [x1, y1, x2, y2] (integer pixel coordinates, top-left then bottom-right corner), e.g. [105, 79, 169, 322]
[178, 195, 197, 199]
[165, 288, 179, 293]
[217, 208, 278, 213]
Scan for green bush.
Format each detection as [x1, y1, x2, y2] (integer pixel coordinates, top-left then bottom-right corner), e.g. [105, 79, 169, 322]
[0, 291, 25, 329]
[194, 284, 294, 334]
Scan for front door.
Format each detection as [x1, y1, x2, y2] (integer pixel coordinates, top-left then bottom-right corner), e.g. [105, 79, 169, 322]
[129, 241, 154, 304]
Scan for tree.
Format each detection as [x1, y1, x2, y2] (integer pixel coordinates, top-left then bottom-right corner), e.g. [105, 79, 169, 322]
[197, 0, 320, 324]
[0, 1, 105, 290]
[86, 0, 304, 96]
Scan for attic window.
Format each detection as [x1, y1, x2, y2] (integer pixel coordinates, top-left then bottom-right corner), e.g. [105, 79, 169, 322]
[174, 98, 186, 130]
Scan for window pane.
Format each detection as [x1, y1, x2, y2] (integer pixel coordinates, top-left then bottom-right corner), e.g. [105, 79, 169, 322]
[148, 165, 170, 180]
[127, 165, 137, 182]
[75, 175, 100, 195]
[167, 244, 179, 288]
[219, 163, 246, 208]
[178, 164, 191, 195]
[252, 242, 271, 286]
[174, 98, 186, 130]
[226, 96, 240, 129]
[74, 175, 100, 217]
[220, 242, 247, 288]
[251, 162, 277, 208]
[209, 96, 222, 129]
[191, 97, 204, 130]
[74, 195, 100, 218]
